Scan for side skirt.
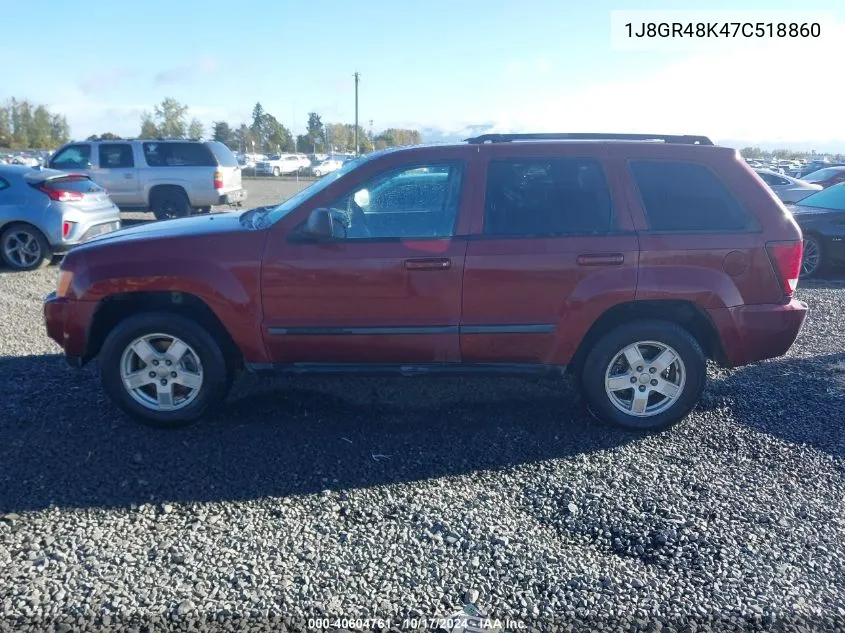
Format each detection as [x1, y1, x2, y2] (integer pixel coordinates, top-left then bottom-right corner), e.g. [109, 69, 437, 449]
[244, 362, 568, 377]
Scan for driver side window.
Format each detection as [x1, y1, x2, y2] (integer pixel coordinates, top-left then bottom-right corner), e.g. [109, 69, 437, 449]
[325, 162, 465, 240]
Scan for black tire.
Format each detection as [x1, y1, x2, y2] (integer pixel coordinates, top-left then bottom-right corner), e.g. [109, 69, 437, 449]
[150, 187, 191, 221]
[0, 223, 52, 271]
[800, 234, 825, 279]
[581, 320, 706, 431]
[197, 206, 212, 214]
[98, 311, 231, 429]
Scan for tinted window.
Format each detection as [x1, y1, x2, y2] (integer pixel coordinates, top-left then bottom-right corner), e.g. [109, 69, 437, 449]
[483, 158, 613, 236]
[803, 167, 845, 183]
[323, 162, 464, 239]
[0, 178, 9, 191]
[205, 141, 238, 167]
[43, 176, 104, 193]
[50, 144, 91, 169]
[758, 172, 789, 186]
[142, 142, 215, 167]
[629, 160, 752, 232]
[98, 143, 134, 168]
[795, 183, 845, 212]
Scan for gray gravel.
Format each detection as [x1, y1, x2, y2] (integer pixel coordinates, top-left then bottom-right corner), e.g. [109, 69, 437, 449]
[1, 179, 844, 631]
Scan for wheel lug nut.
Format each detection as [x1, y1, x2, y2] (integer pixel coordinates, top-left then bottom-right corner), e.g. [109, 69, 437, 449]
[630, 376, 637, 383]
[148, 371, 156, 378]
[160, 379, 167, 386]
[649, 367, 656, 374]
[651, 379, 658, 386]
[638, 385, 646, 392]
[165, 360, 172, 366]
[636, 366, 643, 372]
[171, 372, 177, 378]
[152, 360, 159, 366]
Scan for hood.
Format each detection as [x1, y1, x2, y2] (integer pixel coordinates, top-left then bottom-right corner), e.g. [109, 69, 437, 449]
[786, 203, 838, 217]
[73, 210, 257, 251]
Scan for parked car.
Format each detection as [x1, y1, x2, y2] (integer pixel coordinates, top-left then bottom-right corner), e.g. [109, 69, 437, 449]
[0, 165, 121, 271]
[784, 182, 845, 278]
[47, 139, 247, 220]
[312, 158, 343, 177]
[754, 168, 822, 203]
[800, 166, 845, 189]
[255, 154, 302, 177]
[43, 132, 807, 431]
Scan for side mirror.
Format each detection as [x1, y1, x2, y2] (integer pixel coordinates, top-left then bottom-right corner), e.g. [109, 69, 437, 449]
[301, 208, 336, 241]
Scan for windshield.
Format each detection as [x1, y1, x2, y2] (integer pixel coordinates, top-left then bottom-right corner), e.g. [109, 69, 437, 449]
[260, 152, 380, 224]
[794, 182, 845, 212]
[803, 167, 844, 183]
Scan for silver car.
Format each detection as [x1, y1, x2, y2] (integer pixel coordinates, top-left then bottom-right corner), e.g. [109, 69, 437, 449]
[0, 165, 121, 271]
[755, 168, 823, 203]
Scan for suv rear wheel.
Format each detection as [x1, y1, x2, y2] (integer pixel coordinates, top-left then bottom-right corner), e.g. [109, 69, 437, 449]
[581, 320, 706, 430]
[99, 312, 232, 428]
[151, 187, 191, 221]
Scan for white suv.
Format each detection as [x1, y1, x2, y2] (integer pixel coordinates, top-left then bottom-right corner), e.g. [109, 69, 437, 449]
[48, 140, 247, 220]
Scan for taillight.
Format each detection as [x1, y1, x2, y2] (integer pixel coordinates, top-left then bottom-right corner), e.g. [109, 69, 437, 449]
[62, 221, 76, 239]
[38, 185, 84, 202]
[766, 240, 803, 297]
[213, 170, 223, 189]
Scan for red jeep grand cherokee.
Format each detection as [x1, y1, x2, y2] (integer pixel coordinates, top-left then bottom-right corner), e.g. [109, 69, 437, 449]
[43, 133, 808, 431]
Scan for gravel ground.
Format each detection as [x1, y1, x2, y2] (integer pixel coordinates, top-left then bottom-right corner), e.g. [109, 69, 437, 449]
[1, 179, 844, 631]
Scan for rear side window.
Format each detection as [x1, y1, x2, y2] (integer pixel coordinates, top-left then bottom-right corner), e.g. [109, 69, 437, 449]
[142, 142, 216, 167]
[484, 158, 614, 236]
[205, 141, 238, 167]
[43, 176, 104, 193]
[629, 160, 753, 232]
[98, 143, 134, 168]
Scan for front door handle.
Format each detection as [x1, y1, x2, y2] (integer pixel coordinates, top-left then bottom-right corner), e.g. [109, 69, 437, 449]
[404, 257, 451, 271]
[124, 173, 133, 179]
[576, 253, 624, 266]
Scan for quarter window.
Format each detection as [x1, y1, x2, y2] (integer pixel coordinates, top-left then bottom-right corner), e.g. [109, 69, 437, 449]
[142, 142, 216, 167]
[629, 160, 753, 232]
[483, 158, 614, 236]
[0, 177, 9, 191]
[322, 163, 464, 240]
[98, 143, 134, 168]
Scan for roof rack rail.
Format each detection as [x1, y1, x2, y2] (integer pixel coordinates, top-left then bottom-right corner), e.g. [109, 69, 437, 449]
[464, 132, 714, 145]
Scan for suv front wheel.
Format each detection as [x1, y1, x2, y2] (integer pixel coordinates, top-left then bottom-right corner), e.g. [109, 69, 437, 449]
[98, 312, 232, 428]
[581, 320, 706, 431]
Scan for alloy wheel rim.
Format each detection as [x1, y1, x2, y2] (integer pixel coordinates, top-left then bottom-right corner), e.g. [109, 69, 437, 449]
[3, 231, 41, 267]
[604, 340, 686, 418]
[120, 333, 204, 412]
[801, 238, 821, 276]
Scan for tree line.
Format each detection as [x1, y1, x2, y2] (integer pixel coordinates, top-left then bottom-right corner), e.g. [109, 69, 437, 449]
[89, 97, 423, 155]
[740, 147, 845, 161]
[0, 98, 70, 149]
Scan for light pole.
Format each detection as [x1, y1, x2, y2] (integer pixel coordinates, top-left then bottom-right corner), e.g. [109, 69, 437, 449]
[354, 71, 360, 155]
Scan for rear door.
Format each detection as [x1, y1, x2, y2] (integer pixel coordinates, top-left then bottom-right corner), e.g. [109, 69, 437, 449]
[460, 144, 639, 366]
[92, 143, 139, 205]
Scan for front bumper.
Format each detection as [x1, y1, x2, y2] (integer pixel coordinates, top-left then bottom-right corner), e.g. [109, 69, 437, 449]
[708, 298, 809, 367]
[43, 291, 98, 364]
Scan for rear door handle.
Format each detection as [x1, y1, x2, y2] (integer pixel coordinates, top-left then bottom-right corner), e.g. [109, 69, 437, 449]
[576, 253, 624, 266]
[404, 257, 451, 270]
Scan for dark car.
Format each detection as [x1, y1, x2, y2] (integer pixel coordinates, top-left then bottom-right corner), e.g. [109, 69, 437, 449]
[785, 182, 845, 277]
[43, 132, 808, 431]
[801, 166, 845, 189]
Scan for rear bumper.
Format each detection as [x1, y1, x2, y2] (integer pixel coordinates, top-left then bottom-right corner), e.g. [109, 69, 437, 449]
[43, 291, 98, 364]
[219, 188, 247, 206]
[708, 298, 808, 367]
[53, 220, 122, 254]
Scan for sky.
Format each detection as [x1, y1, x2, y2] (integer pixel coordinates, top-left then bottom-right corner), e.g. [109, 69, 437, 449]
[3, 0, 844, 149]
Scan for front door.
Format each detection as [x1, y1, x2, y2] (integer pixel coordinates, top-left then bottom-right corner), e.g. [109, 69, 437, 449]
[260, 160, 471, 365]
